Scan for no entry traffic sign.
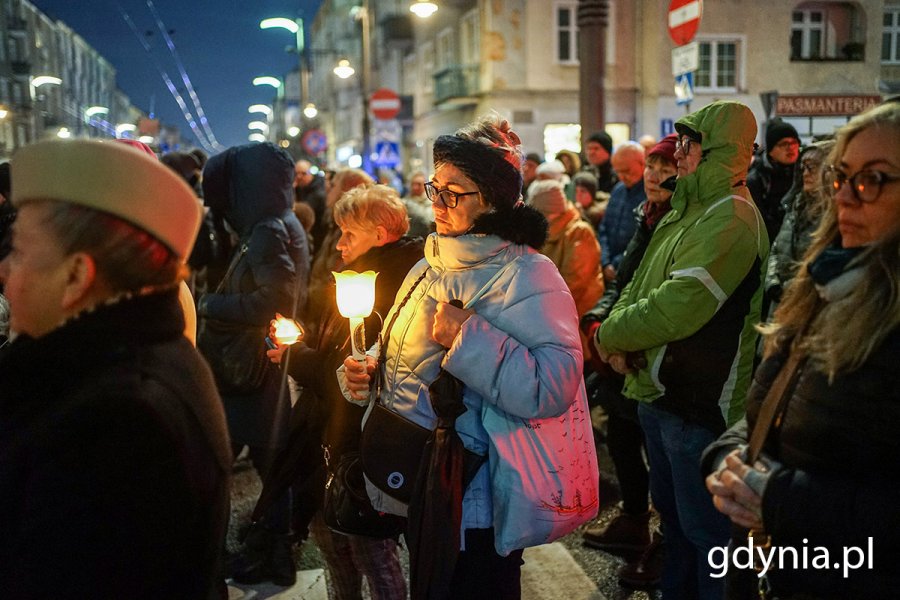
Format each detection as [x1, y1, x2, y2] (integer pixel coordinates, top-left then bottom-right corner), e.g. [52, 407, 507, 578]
[370, 88, 401, 120]
[668, 0, 702, 46]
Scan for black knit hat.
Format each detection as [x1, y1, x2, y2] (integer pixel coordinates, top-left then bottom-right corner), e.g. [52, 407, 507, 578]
[432, 134, 523, 211]
[587, 131, 613, 154]
[765, 120, 799, 151]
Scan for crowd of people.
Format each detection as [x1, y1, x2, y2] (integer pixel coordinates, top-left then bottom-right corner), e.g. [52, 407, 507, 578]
[0, 97, 896, 600]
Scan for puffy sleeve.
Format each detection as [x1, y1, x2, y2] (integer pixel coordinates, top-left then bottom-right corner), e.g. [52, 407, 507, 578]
[599, 200, 764, 354]
[442, 256, 584, 419]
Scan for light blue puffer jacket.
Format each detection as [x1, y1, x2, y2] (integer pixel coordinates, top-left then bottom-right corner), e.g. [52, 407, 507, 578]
[369, 231, 586, 537]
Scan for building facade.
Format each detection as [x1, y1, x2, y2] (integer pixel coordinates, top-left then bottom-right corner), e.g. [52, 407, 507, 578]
[0, 0, 184, 157]
[307, 0, 891, 177]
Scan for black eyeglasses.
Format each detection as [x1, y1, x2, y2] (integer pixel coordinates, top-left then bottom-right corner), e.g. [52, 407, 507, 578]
[800, 160, 823, 174]
[825, 166, 900, 204]
[424, 181, 480, 208]
[674, 135, 695, 156]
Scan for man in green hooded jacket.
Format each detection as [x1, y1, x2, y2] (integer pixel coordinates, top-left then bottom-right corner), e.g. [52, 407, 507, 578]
[593, 101, 768, 599]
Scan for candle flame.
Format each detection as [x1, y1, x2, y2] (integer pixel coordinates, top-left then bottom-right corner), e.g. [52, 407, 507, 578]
[273, 315, 303, 345]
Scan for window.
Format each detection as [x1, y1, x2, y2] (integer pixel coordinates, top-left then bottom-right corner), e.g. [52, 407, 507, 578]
[436, 28, 455, 71]
[460, 9, 479, 66]
[556, 2, 578, 64]
[792, 9, 825, 59]
[420, 41, 434, 93]
[884, 8, 900, 63]
[696, 40, 739, 92]
[790, 2, 866, 61]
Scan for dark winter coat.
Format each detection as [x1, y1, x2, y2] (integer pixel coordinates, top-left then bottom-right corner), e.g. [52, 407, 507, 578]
[583, 161, 619, 194]
[200, 142, 310, 448]
[253, 237, 424, 521]
[702, 328, 900, 599]
[295, 174, 328, 253]
[747, 152, 795, 243]
[0, 290, 232, 600]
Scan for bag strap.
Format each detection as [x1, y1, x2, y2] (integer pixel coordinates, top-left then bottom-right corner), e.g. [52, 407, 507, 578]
[746, 346, 805, 465]
[214, 242, 249, 294]
[379, 269, 430, 362]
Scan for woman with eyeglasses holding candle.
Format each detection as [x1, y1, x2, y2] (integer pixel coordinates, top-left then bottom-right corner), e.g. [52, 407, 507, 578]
[342, 115, 596, 598]
[260, 184, 422, 600]
[704, 102, 900, 598]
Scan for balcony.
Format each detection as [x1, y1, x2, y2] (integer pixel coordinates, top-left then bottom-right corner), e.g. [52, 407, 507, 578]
[10, 61, 30, 76]
[6, 16, 26, 32]
[433, 64, 479, 106]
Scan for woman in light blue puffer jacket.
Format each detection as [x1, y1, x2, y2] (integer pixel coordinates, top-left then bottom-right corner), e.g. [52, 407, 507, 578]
[342, 115, 598, 599]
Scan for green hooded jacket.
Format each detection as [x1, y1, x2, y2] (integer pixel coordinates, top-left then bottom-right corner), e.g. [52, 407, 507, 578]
[596, 101, 769, 431]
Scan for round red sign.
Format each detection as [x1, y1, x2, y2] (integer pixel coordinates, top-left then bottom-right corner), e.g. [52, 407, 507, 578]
[370, 88, 401, 120]
[668, 0, 702, 46]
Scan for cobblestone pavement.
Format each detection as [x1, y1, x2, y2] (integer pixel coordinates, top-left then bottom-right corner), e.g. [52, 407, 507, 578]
[228, 439, 661, 600]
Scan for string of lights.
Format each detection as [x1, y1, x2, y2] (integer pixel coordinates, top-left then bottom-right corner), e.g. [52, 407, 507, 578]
[145, 0, 222, 151]
[116, 2, 216, 153]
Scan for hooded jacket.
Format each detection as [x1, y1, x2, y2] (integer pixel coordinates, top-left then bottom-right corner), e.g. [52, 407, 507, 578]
[199, 143, 310, 329]
[361, 212, 589, 538]
[597, 101, 769, 433]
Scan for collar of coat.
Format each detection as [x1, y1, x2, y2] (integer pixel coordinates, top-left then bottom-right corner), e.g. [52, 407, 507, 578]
[0, 288, 185, 411]
[425, 231, 536, 271]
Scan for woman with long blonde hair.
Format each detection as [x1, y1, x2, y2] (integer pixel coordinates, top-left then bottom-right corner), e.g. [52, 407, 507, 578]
[704, 101, 900, 598]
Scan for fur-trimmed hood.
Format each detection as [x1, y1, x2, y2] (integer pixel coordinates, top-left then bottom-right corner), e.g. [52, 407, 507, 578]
[469, 204, 548, 249]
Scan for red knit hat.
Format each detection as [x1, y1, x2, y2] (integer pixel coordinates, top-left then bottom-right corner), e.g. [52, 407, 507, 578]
[648, 133, 678, 167]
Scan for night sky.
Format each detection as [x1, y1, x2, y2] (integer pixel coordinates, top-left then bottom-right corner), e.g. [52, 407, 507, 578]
[32, 0, 324, 152]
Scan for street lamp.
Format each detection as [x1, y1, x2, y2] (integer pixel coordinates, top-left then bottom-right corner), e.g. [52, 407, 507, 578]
[333, 59, 355, 79]
[31, 75, 62, 89]
[56, 127, 71, 139]
[253, 76, 282, 89]
[248, 104, 273, 117]
[303, 103, 318, 119]
[115, 123, 136, 137]
[409, 1, 438, 18]
[259, 17, 309, 115]
[288, 126, 301, 137]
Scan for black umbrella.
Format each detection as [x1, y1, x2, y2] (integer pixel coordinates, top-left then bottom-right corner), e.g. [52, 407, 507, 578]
[406, 365, 471, 600]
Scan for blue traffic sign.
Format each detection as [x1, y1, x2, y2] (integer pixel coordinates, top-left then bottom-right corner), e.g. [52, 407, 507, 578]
[675, 72, 694, 106]
[373, 141, 401, 167]
[301, 129, 328, 155]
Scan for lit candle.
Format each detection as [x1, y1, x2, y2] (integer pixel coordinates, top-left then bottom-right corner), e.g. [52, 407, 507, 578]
[333, 270, 378, 364]
[272, 314, 303, 345]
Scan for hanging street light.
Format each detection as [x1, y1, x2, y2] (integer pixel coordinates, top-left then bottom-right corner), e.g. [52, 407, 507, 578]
[333, 59, 355, 80]
[409, 1, 438, 18]
[303, 103, 318, 119]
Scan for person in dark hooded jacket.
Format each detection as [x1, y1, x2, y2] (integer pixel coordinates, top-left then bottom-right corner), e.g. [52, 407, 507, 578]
[198, 142, 310, 586]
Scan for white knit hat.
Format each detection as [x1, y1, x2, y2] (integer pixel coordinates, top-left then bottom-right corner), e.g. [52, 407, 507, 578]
[527, 179, 569, 216]
[12, 139, 201, 259]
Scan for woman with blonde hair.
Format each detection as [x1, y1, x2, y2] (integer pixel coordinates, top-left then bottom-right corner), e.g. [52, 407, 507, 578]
[259, 184, 422, 599]
[704, 101, 900, 598]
